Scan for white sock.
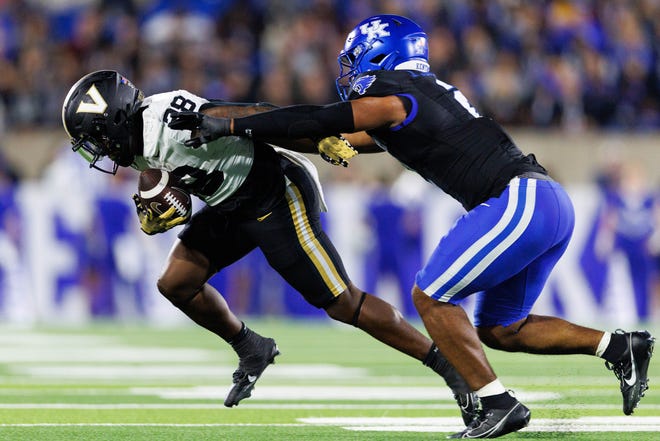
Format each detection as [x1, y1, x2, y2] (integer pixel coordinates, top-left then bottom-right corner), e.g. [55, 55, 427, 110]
[476, 379, 507, 397]
[596, 332, 611, 358]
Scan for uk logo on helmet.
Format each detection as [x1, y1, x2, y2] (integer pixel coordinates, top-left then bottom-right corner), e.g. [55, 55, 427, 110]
[352, 75, 376, 95]
[360, 20, 390, 41]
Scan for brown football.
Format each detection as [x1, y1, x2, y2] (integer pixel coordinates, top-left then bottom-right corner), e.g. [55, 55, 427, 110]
[138, 168, 191, 218]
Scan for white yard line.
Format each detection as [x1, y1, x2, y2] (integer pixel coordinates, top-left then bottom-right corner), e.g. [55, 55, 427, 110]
[11, 364, 367, 379]
[3, 348, 219, 363]
[0, 423, 305, 427]
[128, 385, 559, 401]
[0, 417, 659, 432]
[304, 416, 660, 432]
[1, 403, 659, 410]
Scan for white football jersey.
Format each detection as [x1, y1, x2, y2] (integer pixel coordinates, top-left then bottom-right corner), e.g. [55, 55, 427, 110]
[131, 90, 254, 206]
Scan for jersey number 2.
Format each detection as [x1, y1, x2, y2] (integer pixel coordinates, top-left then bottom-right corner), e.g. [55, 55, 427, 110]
[436, 79, 480, 118]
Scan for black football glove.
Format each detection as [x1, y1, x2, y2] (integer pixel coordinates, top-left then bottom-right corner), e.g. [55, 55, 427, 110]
[317, 135, 358, 167]
[168, 111, 231, 148]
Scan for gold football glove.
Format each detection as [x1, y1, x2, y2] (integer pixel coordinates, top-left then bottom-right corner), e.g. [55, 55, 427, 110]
[317, 135, 357, 167]
[132, 194, 189, 235]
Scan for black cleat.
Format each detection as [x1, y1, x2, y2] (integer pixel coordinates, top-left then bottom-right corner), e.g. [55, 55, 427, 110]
[224, 337, 280, 407]
[447, 400, 530, 439]
[455, 392, 481, 426]
[605, 329, 655, 415]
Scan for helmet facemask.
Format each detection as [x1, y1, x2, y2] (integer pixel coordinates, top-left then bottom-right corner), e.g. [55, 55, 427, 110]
[337, 41, 372, 101]
[72, 133, 118, 175]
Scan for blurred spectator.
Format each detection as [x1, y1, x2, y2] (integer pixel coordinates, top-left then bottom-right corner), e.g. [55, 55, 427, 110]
[0, 1, 656, 131]
[363, 172, 423, 317]
[0, 153, 23, 321]
[593, 160, 659, 322]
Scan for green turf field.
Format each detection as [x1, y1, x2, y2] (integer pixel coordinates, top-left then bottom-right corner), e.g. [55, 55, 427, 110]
[0, 319, 658, 440]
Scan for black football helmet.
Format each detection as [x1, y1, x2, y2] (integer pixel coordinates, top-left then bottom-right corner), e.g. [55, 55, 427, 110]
[62, 70, 144, 174]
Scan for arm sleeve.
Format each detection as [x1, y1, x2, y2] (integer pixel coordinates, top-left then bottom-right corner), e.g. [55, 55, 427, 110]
[232, 101, 355, 139]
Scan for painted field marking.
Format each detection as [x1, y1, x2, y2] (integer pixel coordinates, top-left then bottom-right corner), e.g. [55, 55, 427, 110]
[0, 423, 304, 427]
[129, 385, 559, 401]
[0, 402, 659, 411]
[302, 416, 660, 432]
[0, 332, 221, 362]
[12, 364, 367, 380]
[0, 417, 659, 432]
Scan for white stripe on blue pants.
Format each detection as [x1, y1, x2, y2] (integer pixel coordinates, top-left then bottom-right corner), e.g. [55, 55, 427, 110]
[415, 177, 575, 327]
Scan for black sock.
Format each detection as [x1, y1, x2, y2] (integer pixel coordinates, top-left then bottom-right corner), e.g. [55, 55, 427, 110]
[228, 323, 267, 359]
[227, 322, 249, 345]
[423, 344, 471, 394]
[480, 392, 517, 410]
[601, 333, 627, 364]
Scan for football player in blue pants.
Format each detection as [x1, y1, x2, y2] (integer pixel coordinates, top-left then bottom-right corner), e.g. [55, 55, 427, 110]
[61, 70, 478, 423]
[168, 14, 656, 439]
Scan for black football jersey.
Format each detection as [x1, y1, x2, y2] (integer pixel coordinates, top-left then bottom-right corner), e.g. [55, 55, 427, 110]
[348, 70, 547, 210]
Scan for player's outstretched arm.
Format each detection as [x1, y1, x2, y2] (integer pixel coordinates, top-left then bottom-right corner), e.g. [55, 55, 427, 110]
[202, 101, 278, 118]
[200, 102, 319, 153]
[168, 96, 405, 144]
[168, 104, 315, 153]
[167, 97, 404, 164]
[170, 109, 359, 165]
[168, 111, 231, 147]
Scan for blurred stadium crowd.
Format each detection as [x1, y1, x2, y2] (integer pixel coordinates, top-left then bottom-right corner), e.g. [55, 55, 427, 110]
[0, 0, 659, 133]
[0, 0, 660, 325]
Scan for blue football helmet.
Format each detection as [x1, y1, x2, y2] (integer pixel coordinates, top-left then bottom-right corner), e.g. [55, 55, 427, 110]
[336, 14, 429, 101]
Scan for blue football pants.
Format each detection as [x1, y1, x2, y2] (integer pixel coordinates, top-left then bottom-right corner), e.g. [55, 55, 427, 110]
[415, 177, 575, 327]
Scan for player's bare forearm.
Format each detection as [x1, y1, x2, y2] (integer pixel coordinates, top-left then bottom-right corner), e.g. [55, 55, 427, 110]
[342, 131, 382, 153]
[269, 133, 377, 155]
[271, 131, 381, 154]
[202, 102, 278, 118]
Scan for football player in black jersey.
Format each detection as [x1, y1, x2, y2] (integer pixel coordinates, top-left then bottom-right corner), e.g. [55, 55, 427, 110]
[62, 70, 478, 422]
[168, 14, 655, 439]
